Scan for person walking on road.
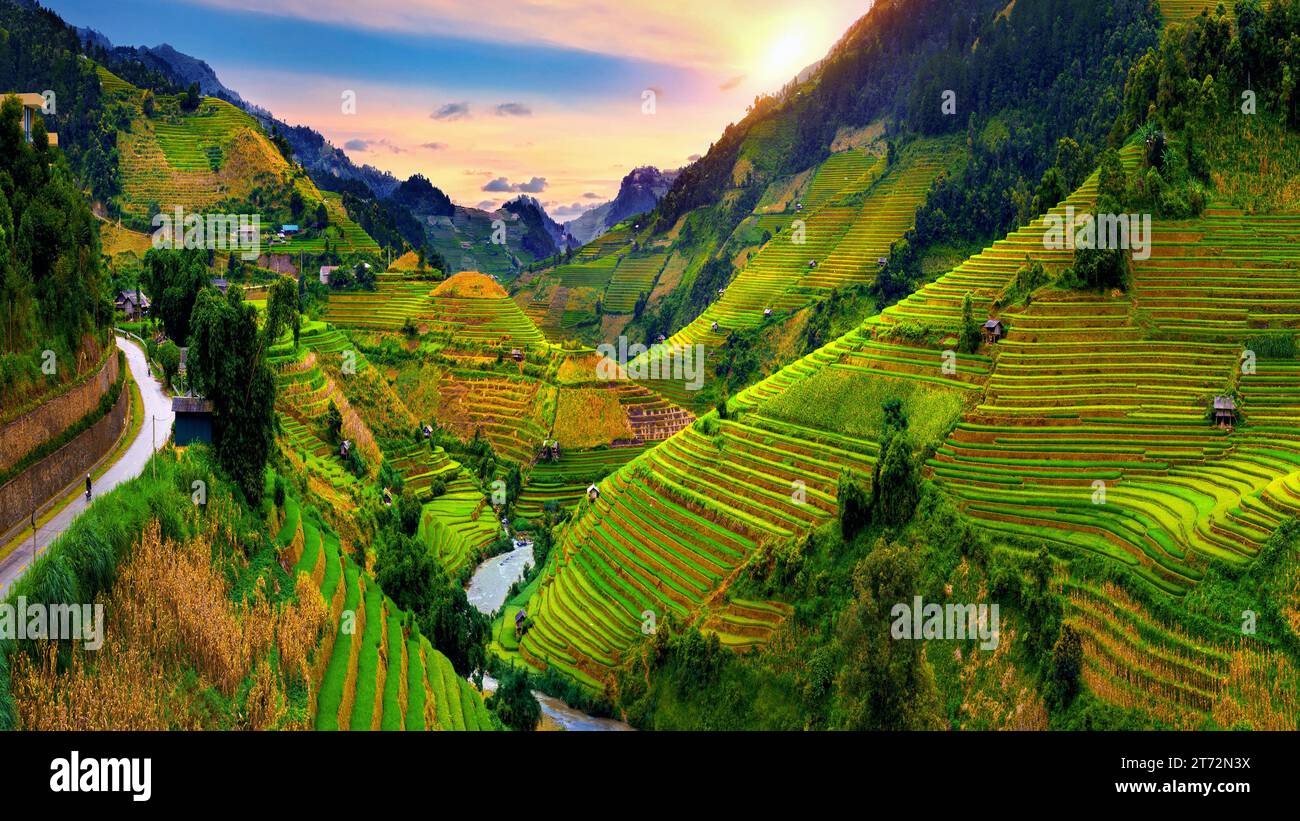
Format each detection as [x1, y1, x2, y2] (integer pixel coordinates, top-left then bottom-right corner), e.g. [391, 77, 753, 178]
[85, 473, 92, 500]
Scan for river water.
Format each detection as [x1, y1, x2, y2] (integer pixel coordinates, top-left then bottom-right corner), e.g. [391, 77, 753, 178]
[465, 538, 632, 731]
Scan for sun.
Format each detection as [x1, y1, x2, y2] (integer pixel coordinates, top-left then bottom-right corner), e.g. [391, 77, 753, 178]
[766, 32, 805, 77]
[748, 18, 832, 91]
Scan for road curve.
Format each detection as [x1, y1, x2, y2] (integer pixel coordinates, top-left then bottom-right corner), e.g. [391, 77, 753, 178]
[0, 334, 174, 596]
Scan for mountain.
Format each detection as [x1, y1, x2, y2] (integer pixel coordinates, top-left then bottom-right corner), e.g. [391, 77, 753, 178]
[77, 28, 402, 199]
[501, 196, 568, 259]
[565, 166, 678, 244]
[389, 174, 455, 217]
[77, 30, 249, 104]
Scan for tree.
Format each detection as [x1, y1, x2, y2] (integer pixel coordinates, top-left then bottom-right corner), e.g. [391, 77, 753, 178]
[1071, 241, 1128, 292]
[374, 530, 488, 673]
[838, 470, 871, 542]
[959, 291, 982, 354]
[186, 288, 277, 504]
[181, 82, 201, 112]
[1048, 623, 1084, 708]
[882, 397, 908, 434]
[142, 249, 208, 343]
[395, 488, 421, 536]
[324, 400, 343, 446]
[491, 667, 541, 731]
[833, 540, 944, 730]
[157, 340, 181, 389]
[873, 432, 921, 527]
[263, 275, 300, 346]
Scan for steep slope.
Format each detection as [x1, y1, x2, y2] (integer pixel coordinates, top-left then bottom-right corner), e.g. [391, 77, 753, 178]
[96, 65, 380, 254]
[281, 500, 495, 731]
[566, 166, 679, 245]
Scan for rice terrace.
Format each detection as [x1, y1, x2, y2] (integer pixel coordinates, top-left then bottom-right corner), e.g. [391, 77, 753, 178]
[0, 0, 1298, 799]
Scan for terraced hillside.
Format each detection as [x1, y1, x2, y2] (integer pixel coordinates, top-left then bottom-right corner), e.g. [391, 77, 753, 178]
[418, 475, 502, 575]
[660, 150, 892, 349]
[1159, 0, 1223, 24]
[323, 273, 434, 331]
[425, 272, 550, 351]
[1133, 210, 1300, 336]
[611, 145, 947, 400]
[907, 190, 1300, 596]
[515, 444, 648, 519]
[277, 191, 382, 255]
[870, 143, 1141, 329]
[434, 369, 549, 466]
[280, 501, 494, 730]
[604, 253, 667, 313]
[510, 318, 989, 683]
[96, 64, 377, 253]
[271, 345, 366, 508]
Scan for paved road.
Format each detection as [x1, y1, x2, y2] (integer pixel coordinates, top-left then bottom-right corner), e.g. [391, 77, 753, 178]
[0, 334, 174, 596]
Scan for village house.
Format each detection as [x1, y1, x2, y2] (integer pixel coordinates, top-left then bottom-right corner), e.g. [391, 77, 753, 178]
[983, 318, 1006, 344]
[1212, 395, 1237, 428]
[115, 290, 150, 321]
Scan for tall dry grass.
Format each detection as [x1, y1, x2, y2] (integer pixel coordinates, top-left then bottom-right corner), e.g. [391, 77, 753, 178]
[12, 519, 327, 730]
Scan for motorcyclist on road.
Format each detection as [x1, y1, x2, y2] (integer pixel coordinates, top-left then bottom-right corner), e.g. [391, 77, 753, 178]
[85, 473, 92, 499]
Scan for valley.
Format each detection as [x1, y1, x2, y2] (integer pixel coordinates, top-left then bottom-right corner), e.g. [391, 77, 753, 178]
[1, 0, 1298, 741]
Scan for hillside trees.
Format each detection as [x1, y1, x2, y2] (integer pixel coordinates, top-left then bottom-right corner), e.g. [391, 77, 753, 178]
[142, 248, 208, 344]
[832, 540, 944, 730]
[491, 667, 541, 731]
[0, 94, 109, 401]
[869, 399, 921, 528]
[373, 528, 488, 674]
[186, 287, 276, 504]
[0, 1, 123, 205]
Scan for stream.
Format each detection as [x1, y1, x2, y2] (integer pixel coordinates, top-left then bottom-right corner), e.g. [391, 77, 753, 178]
[466, 538, 632, 731]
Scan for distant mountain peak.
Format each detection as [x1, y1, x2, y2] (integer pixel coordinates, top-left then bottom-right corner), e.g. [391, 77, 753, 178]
[565, 165, 678, 244]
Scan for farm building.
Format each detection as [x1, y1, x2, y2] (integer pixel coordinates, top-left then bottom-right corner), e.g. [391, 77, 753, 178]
[319, 265, 338, 285]
[983, 318, 1005, 344]
[116, 289, 150, 320]
[172, 396, 214, 446]
[210, 278, 230, 294]
[1212, 395, 1238, 427]
[281, 224, 300, 234]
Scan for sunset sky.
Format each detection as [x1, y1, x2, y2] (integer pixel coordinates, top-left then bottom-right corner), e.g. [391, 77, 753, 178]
[44, 0, 868, 218]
